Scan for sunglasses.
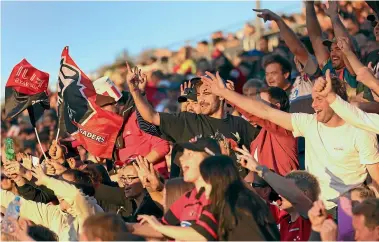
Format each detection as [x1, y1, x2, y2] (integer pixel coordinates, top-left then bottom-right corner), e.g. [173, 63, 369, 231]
[371, 20, 378, 28]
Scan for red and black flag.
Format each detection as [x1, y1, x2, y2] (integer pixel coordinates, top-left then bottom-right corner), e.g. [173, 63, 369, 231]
[57, 46, 123, 158]
[4, 59, 50, 126]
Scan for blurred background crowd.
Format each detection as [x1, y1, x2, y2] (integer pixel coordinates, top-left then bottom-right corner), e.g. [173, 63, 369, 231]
[1, 0, 377, 158]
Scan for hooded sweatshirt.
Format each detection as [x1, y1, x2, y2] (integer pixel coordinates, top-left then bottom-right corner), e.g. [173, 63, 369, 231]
[1, 177, 103, 241]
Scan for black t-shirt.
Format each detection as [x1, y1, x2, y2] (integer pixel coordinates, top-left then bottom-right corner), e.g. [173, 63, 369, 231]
[358, 49, 379, 101]
[159, 112, 259, 147]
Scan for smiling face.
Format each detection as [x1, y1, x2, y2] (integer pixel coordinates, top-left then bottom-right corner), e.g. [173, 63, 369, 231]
[330, 42, 345, 70]
[197, 83, 223, 116]
[311, 90, 336, 123]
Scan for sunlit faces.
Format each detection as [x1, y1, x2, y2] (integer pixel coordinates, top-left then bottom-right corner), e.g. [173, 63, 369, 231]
[179, 149, 208, 183]
[197, 83, 223, 116]
[265, 63, 290, 89]
[330, 42, 345, 70]
[311, 91, 336, 123]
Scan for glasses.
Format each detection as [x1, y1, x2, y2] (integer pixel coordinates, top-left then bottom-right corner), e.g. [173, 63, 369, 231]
[371, 20, 378, 28]
[119, 176, 139, 184]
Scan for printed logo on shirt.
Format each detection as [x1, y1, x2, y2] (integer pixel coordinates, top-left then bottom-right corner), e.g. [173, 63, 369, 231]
[333, 147, 344, 151]
[289, 228, 300, 232]
[181, 221, 192, 227]
[231, 132, 241, 144]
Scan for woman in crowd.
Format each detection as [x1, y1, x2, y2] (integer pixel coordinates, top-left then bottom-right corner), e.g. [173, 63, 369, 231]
[138, 155, 279, 241]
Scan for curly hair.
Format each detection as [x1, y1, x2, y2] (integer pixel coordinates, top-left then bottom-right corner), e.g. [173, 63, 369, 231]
[285, 170, 321, 202]
[329, 73, 348, 101]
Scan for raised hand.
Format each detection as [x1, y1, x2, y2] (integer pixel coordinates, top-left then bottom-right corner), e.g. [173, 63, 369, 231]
[133, 156, 162, 191]
[31, 165, 49, 186]
[4, 161, 25, 177]
[308, 200, 328, 232]
[125, 62, 141, 93]
[46, 159, 67, 176]
[235, 145, 259, 172]
[20, 153, 33, 170]
[320, 219, 338, 241]
[201, 71, 227, 97]
[138, 73, 148, 93]
[253, 9, 280, 22]
[313, 69, 333, 99]
[226, 80, 235, 91]
[324, 0, 339, 18]
[337, 37, 352, 54]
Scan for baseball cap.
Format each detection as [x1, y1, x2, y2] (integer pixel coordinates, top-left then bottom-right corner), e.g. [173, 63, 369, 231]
[322, 37, 360, 54]
[175, 137, 221, 156]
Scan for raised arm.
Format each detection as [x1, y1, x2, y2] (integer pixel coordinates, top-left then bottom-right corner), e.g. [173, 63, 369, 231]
[305, 1, 330, 66]
[236, 148, 312, 218]
[337, 38, 379, 96]
[324, 1, 355, 75]
[314, 67, 379, 134]
[126, 63, 160, 126]
[254, 9, 309, 65]
[201, 72, 293, 131]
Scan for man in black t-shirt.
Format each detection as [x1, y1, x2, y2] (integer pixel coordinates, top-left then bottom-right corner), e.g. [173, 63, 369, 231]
[126, 65, 259, 155]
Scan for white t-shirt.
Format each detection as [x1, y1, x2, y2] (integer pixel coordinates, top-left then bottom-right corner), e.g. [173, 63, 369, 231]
[291, 113, 379, 209]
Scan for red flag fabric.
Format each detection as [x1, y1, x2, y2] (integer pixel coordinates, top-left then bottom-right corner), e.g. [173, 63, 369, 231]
[6, 59, 49, 95]
[57, 46, 123, 158]
[4, 59, 50, 124]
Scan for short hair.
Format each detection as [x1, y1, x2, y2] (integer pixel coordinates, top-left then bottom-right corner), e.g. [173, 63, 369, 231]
[243, 78, 265, 91]
[28, 225, 58, 241]
[329, 74, 348, 101]
[352, 198, 379, 229]
[347, 186, 376, 200]
[83, 213, 129, 241]
[263, 54, 292, 77]
[285, 170, 321, 202]
[261, 86, 290, 112]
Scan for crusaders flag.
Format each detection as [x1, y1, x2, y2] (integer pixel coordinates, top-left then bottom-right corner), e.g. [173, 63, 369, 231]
[4, 59, 50, 126]
[57, 46, 123, 158]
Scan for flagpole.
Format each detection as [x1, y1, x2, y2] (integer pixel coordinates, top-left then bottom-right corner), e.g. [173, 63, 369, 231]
[55, 128, 60, 141]
[34, 127, 49, 162]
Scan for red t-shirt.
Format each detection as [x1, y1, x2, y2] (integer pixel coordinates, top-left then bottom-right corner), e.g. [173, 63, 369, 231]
[117, 111, 170, 178]
[278, 214, 311, 241]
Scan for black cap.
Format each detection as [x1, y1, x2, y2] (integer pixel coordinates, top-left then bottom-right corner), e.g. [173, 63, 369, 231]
[178, 87, 197, 103]
[175, 137, 221, 156]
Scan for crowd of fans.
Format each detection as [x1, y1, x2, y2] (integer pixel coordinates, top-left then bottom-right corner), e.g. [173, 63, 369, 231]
[1, 0, 379, 241]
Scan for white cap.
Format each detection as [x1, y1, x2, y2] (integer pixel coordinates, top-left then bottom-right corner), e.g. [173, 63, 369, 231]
[93, 76, 122, 102]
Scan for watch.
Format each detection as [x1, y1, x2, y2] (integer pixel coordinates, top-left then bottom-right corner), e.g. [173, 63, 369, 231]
[255, 165, 269, 178]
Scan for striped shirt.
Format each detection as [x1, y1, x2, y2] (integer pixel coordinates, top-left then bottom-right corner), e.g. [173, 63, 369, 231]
[162, 187, 218, 241]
